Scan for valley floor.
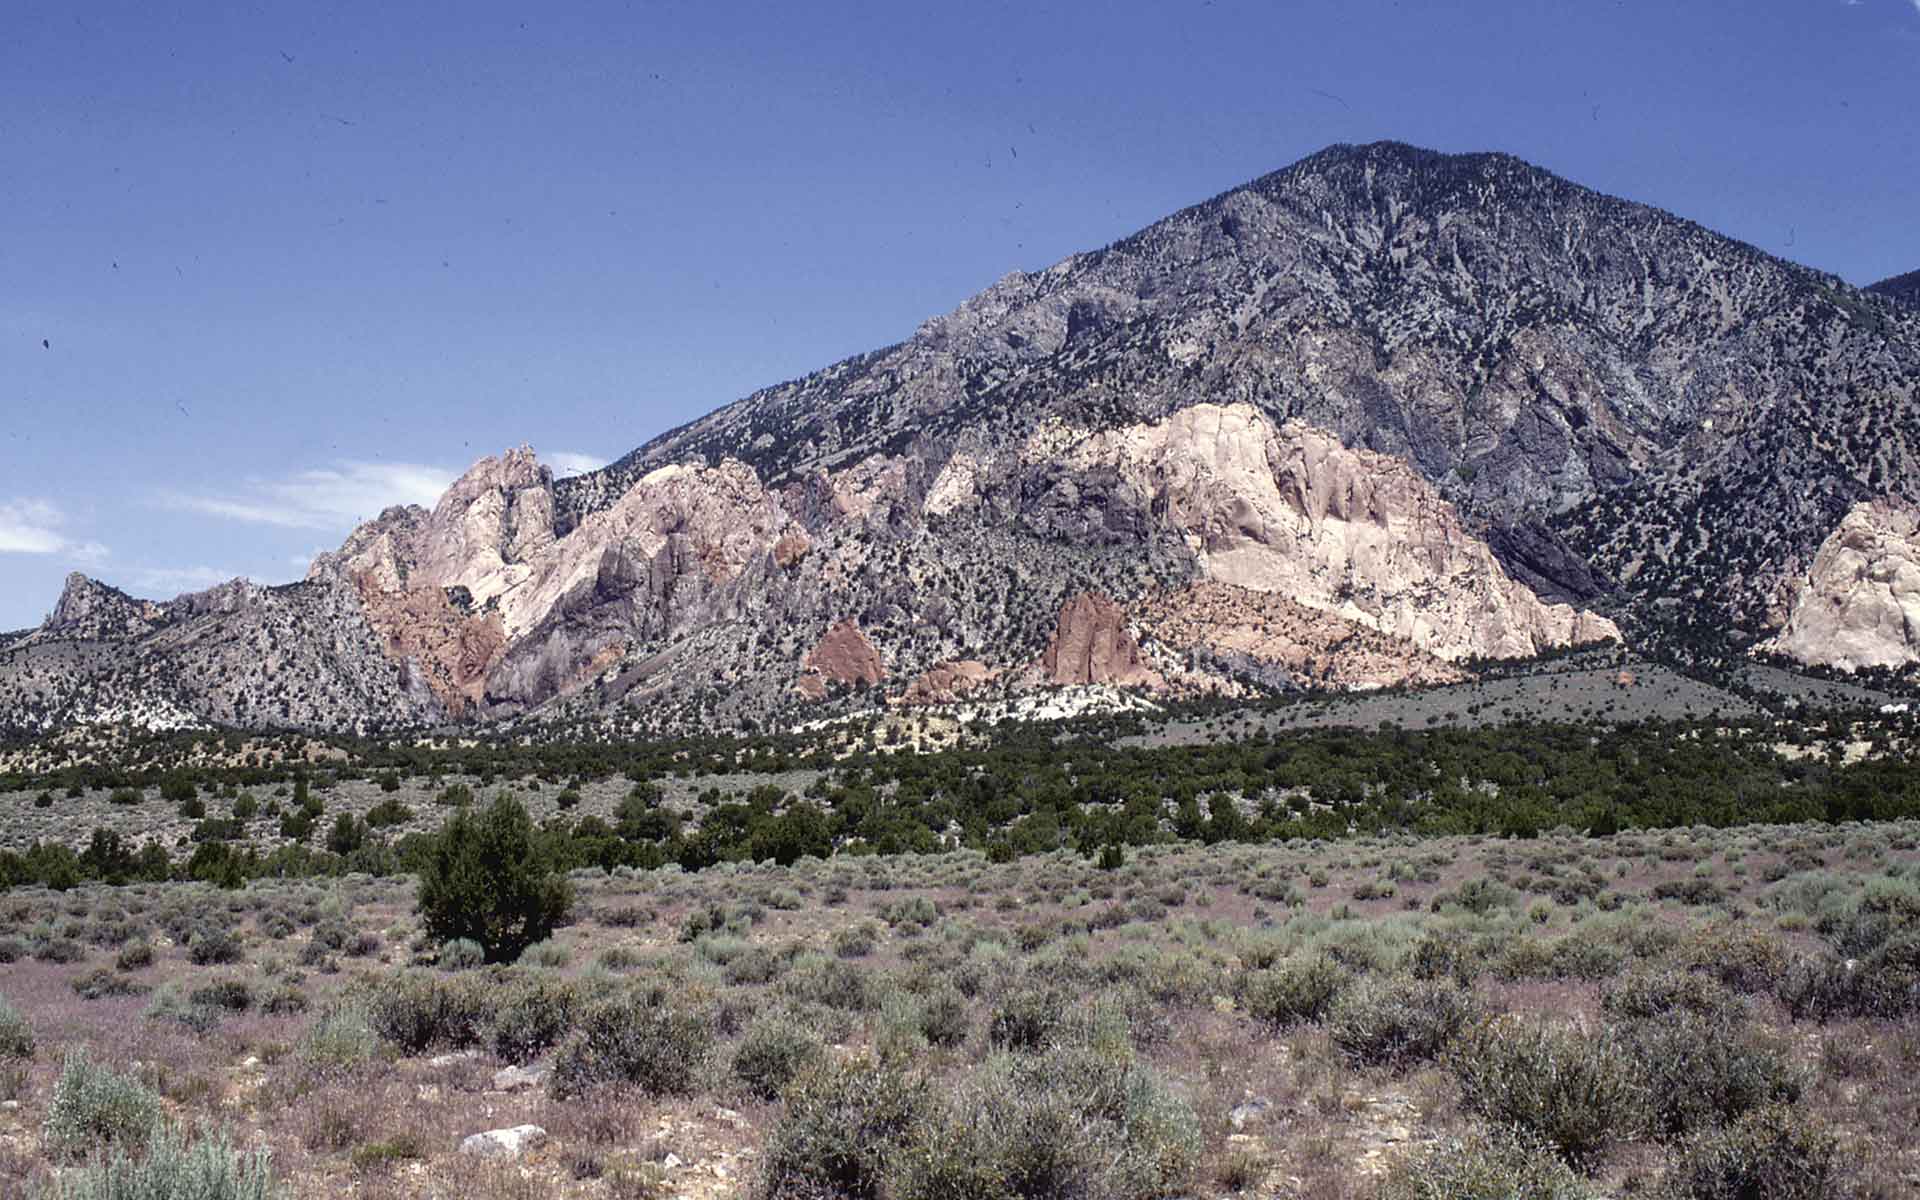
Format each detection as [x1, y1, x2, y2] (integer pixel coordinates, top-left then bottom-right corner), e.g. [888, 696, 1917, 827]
[1, 822, 1917, 1198]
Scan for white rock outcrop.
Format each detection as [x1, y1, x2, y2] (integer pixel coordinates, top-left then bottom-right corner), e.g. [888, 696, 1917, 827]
[1761, 499, 1920, 670]
[1032, 404, 1618, 662]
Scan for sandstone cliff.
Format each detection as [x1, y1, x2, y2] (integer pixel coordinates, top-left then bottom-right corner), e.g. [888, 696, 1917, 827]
[1760, 500, 1920, 671]
[1036, 593, 1166, 689]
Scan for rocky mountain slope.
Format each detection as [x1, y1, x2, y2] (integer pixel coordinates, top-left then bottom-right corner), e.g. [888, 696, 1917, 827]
[1871, 270, 1920, 309]
[7, 141, 1919, 736]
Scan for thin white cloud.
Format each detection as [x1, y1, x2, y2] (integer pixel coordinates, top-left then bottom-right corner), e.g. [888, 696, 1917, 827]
[120, 565, 240, 596]
[0, 498, 108, 561]
[165, 460, 456, 531]
[545, 451, 606, 478]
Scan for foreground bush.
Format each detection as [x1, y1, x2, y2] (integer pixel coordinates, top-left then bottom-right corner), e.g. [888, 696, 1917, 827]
[895, 1045, 1201, 1200]
[42, 1051, 163, 1160]
[416, 796, 572, 964]
[360, 972, 492, 1053]
[548, 994, 712, 1099]
[1240, 955, 1348, 1027]
[733, 1011, 826, 1100]
[36, 1120, 278, 1200]
[1329, 976, 1481, 1069]
[760, 1054, 932, 1200]
[1624, 1013, 1802, 1139]
[1660, 1105, 1838, 1200]
[1449, 1017, 1646, 1169]
[1377, 1126, 1596, 1200]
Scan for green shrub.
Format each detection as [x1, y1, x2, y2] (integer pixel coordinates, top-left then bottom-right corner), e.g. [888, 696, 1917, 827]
[1602, 969, 1742, 1023]
[416, 797, 572, 964]
[733, 1012, 826, 1100]
[1625, 1013, 1802, 1139]
[1449, 1016, 1646, 1168]
[760, 1054, 931, 1200]
[190, 978, 256, 1012]
[1660, 1105, 1839, 1200]
[115, 940, 155, 971]
[69, 968, 150, 1001]
[42, 1050, 163, 1160]
[188, 924, 243, 966]
[548, 995, 712, 1100]
[1777, 950, 1917, 1021]
[1329, 977, 1481, 1069]
[517, 938, 572, 969]
[298, 1004, 383, 1072]
[1376, 1126, 1596, 1200]
[144, 984, 222, 1035]
[920, 984, 971, 1048]
[35, 1119, 279, 1200]
[360, 972, 490, 1053]
[437, 937, 484, 970]
[833, 922, 880, 959]
[363, 798, 414, 829]
[894, 1046, 1201, 1200]
[987, 979, 1068, 1051]
[0, 994, 34, 1059]
[488, 975, 580, 1064]
[1240, 955, 1348, 1028]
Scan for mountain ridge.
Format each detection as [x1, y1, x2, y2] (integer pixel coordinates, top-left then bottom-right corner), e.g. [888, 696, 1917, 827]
[8, 140, 1920, 737]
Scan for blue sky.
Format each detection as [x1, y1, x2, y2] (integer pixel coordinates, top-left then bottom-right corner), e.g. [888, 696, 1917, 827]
[3, 0, 1917, 629]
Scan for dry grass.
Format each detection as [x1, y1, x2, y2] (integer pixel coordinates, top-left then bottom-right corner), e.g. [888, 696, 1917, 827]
[0, 821, 1915, 1198]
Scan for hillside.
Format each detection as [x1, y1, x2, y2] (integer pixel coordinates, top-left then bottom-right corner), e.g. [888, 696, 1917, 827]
[8, 141, 1920, 737]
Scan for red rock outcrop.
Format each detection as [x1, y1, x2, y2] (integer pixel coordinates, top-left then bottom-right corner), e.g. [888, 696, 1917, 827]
[796, 619, 886, 699]
[1139, 581, 1465, 690]
[772, 531, 811, 571]
[1038, 593, 1165, 689]
[900, 660, 996, 705]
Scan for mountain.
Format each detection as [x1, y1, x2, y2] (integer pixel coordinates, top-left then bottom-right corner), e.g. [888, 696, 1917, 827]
[8, 140, 1920, 738]
[1870, 270, 1920, 309]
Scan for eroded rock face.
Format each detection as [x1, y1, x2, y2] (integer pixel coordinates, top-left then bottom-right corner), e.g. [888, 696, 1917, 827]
[42, 574, 168, 641]
[1031, 404, 1619, 662]
[797, 619, 885, 699]
[1138, 581, 1466, 691]
[901, 660, 996, 705]
[1038, 593, 1165, 689]
[1761, 500, 1920, 670]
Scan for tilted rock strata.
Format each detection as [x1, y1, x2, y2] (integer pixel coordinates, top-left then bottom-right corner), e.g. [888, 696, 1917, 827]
[1007, 403, 1620, 661]
[1139, 581, 1467, 690]
[1760, 500, 1920, 671]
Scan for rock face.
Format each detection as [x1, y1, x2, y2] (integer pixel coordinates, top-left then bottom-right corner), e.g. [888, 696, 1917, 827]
[796, 619, 886, 699]
[1028, 403, 1618, 661]
[1760, 500, 1920, 670]
[901, 660, 996, 704]
[1038, 594, 1165, 689]
[14, 141, 1920, 735]
[43, 575, 167, 642]
[1139, 582, 1466, 691]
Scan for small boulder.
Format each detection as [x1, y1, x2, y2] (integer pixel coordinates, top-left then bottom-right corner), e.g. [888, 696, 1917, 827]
[1228, 1096, 1273, 1130]
[459, 1124, 548, 1159]
[491, 1062, 550, 1092]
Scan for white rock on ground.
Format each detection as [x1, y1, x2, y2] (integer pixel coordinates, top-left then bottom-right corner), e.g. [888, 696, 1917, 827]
[459, 1124, 548, 1159]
